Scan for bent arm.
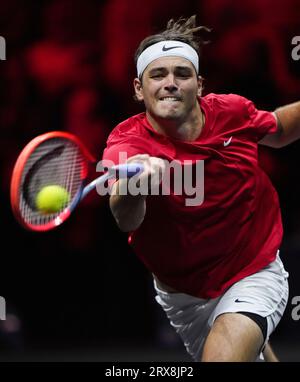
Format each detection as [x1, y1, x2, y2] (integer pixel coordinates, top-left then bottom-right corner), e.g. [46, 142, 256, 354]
[259, 101, 300, 148]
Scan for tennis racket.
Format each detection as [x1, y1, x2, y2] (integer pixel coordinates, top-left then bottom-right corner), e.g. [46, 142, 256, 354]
[10, 131, 143, 231]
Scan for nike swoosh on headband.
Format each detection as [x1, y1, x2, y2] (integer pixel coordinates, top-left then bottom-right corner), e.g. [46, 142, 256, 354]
[234, 299, 249, 303]
[162, 45, 183, 52]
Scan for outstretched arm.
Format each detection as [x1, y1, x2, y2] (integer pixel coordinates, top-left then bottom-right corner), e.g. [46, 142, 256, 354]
[109, 154, 165, 232]
[259, 101, 300, 148]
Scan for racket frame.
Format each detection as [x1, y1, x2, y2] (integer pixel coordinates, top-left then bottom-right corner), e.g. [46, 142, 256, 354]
[10, 131, 95, 231]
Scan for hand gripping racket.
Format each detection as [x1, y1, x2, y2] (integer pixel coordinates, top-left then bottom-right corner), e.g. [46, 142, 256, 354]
[10, 131, 143, 231]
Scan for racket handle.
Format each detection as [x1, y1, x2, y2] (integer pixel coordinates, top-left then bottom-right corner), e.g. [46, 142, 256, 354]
[81, 163, 144, 200]
[110, 163, 144, 178]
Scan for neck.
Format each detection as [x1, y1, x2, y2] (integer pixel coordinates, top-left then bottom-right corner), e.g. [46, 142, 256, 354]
[146, 103, 204, 142]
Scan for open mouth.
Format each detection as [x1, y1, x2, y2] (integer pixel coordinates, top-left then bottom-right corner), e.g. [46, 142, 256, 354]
[159, 96, 182, 102]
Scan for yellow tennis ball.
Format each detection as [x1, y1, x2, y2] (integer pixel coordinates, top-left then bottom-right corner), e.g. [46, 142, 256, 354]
[35, 185, 71, 213]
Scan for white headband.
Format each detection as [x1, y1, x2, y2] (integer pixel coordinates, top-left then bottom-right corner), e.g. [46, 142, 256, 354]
[137, 40, 199, 78]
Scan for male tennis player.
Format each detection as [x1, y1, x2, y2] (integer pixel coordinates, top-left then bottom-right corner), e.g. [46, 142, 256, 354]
[102, 16, 299, 361]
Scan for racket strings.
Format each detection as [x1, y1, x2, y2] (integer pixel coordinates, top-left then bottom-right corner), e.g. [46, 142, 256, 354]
[19, 138, 85, 226]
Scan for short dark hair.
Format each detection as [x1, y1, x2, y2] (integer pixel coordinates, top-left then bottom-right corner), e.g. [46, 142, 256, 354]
[134, 15, 211, 71]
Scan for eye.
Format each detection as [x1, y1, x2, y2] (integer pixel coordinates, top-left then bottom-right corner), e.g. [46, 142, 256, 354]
[175, 68, 193, 78]
[176, 72, 192, 79]
[150, 74, 164, 79]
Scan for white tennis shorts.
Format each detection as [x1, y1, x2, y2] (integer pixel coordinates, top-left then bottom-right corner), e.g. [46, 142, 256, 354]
[154, 251, 289, 361]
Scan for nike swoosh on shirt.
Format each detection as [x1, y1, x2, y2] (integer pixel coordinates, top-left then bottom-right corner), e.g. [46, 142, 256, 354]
[162, 45, 183, 52]
[223, 136, 233, 147]
[234, 299, 249, 303]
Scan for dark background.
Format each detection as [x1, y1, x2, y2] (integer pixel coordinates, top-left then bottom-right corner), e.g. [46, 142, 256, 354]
[1, 0, 300, 361]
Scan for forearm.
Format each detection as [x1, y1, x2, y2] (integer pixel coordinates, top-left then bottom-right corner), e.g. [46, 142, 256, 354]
[109, 179, 147, 232]
[274, 101, 300, 147]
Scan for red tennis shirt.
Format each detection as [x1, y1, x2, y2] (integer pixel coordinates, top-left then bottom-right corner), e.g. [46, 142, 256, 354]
[102, 93, 283, 298]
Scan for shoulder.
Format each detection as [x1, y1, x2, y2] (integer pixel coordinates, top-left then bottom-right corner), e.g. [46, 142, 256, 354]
[106, 113, 147, 145]
[105, 112, 153, 155]
[200, 93, 259, 136]
[202, 93, 249, 113]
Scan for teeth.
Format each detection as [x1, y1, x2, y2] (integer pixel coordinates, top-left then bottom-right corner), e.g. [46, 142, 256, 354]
[161, 97, 180, 101]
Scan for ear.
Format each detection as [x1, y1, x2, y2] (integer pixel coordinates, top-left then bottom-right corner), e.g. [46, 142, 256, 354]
[197, 76, 204, 97]
[133, 78, 144, 101]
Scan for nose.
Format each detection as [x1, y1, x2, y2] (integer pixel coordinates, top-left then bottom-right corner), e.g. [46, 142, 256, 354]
[163, 74, 178, 92]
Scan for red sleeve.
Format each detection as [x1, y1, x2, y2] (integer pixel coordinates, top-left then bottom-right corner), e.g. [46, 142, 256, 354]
[102, 140, 151, 166]
[242, 97, 278, 141]
[102, 135, 152, 189]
